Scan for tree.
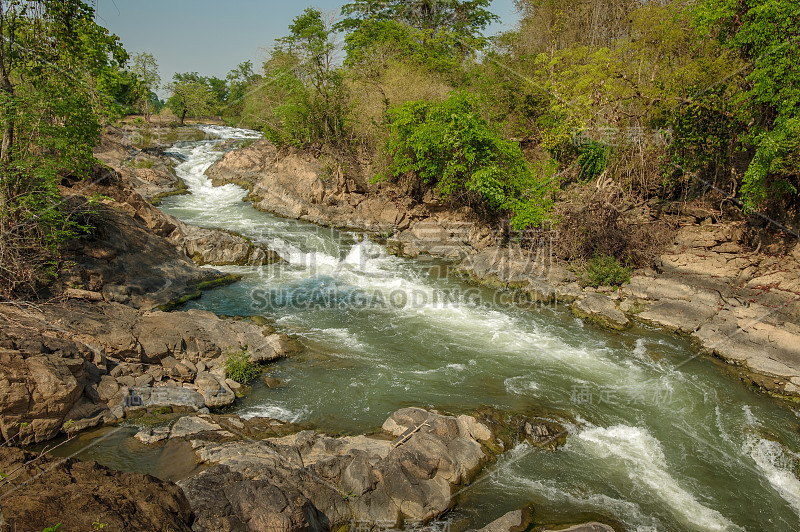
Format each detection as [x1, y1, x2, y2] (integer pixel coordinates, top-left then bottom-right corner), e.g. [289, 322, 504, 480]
[131, 52, 160, 122]
[694, 0, 800, 219]
[255, 8, 345, 147]
[338, 0, 497, 68]
[337, 0, 498, 44]
[0, 0, 127, 296]
[166, 73, 214, 125]
[225, 60, 260, 117]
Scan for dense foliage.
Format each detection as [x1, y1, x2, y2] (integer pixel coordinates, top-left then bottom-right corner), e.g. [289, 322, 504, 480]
[382, 91, 557, 228]
[0, 0, 127, 297]
[4, 0, 799, 299]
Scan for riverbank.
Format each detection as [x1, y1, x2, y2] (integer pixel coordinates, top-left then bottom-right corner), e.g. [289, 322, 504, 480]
[1, 125, 610, 532]
[206, 140, 800, 400]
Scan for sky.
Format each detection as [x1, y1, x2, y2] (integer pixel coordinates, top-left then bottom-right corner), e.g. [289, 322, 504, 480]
[95, 0, 521, 95]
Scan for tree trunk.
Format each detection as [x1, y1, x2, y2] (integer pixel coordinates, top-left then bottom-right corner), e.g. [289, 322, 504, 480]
[181, 109, 187, 126]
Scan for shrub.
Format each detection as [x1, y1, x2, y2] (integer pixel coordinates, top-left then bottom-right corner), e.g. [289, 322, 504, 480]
[577, 141, 610, 181]
[381, 91, 559, 229]
[581, 254, 632, 288]
[224, 348, 261, 384]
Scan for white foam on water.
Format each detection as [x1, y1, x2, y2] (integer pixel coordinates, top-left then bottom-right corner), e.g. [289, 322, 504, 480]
[239, 404, 307, 423]
[504, 376, 540, 394]
[743, 435, 800, 517]
[577, 424, 740, 531]
[310, 327, 366, 351]
[496, 466, 659, 530]
[633, 338, 647, 358]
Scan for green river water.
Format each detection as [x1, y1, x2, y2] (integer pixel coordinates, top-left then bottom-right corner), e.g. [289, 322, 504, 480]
[57, 126, 800, 531]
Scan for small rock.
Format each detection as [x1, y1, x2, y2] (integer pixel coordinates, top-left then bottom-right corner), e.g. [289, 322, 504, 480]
[571, 294, 630, 330]
[64, 288, 104, 301]
[116, 375, 136, 388]
[135, 426, 170, 444]
[263, 376, 282, 388]
[170, 415, 222, 439]
[96, 375, 120, 402]
[475, 509, 533, 532]
[135, 374, 155, 387]
[146, 366, 164, 382]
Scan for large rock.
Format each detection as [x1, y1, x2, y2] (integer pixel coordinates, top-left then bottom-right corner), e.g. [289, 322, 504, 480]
[0, 331, 92, 444]
[474, 509, 534, 532]
[195, 372, 236, 408]
[0, 447, 193, 531]
[571, 294, 630, 330]
[541, 524, 615, 532]
[134, 309, 288, 363]
[178, 408, 501, 529]
[118, 386, 206, 411]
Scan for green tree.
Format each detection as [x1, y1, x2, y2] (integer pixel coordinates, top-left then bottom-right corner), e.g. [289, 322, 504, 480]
[225, 60, 260, 118]
[337, 0, 497, 48]
[0, 0, 127, 297]
[131, 52, 160, 122]
[694, 0, 800, 218]
[166, 72, 214, 125]
[257, 8, 345, 147]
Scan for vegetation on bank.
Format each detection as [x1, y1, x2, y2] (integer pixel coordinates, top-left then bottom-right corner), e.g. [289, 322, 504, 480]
[1, 0, 798, 298]
[224, 347, 261, 384]
[226, 0, 798, 259]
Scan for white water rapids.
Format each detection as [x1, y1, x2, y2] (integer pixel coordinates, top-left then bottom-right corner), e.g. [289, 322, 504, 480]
[121, 125, 800, 530]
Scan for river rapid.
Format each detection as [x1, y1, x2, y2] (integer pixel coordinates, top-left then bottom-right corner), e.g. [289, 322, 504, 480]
[74, 126, 800, 531]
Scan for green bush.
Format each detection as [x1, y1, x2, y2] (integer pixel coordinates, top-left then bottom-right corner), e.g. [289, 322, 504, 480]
[581, 254, 632, 288]
[224, 348, 261, 384]
[577, 141, 610, 181]
[381, 91, 558, 229]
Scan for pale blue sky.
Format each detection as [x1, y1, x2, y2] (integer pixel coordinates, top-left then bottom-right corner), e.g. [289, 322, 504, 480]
[95, 0, 521, 92]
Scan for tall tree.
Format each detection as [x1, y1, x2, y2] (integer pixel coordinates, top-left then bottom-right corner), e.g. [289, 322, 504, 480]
[131, 52, 160, 122]
[259, 8, 345, 147]
[166, 73, 214, 125]
[337, 0, 498, 43]
[694, 0, 800, 217]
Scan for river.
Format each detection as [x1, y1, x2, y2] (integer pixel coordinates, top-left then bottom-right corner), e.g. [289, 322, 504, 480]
[72, 126, 800, 531]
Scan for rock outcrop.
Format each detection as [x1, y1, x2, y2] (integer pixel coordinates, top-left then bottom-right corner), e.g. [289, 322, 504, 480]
[0, 446, 194, 532]
[0, 298, 301, 443]
[173, 407, 564, 531]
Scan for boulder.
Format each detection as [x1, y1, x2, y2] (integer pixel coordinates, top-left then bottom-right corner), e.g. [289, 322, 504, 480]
[0, 446, 193, 531]
[571, 294, 630, 330]
[0, 338, 90, 444]
[178, 408, 508, 529]
[195, 372, 236, 408]
[474, 509, 534, 532]
[541, 524, 615, 532]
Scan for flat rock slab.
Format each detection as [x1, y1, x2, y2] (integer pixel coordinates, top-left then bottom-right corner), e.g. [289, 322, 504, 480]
[572, 294, 629, 330]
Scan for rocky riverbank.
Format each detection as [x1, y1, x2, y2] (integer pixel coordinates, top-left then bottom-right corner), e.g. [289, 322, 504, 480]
[207, 140, 800, 400]
[1, 125, 614, 532]
[0, 127, 294, 445]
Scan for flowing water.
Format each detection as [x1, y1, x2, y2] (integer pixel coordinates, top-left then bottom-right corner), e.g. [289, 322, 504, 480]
[69, 126, 800, 531]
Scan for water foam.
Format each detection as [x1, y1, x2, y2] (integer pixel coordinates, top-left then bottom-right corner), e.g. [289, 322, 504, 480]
[577, 424, 739, 531]
[744, 436, 800, 517]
